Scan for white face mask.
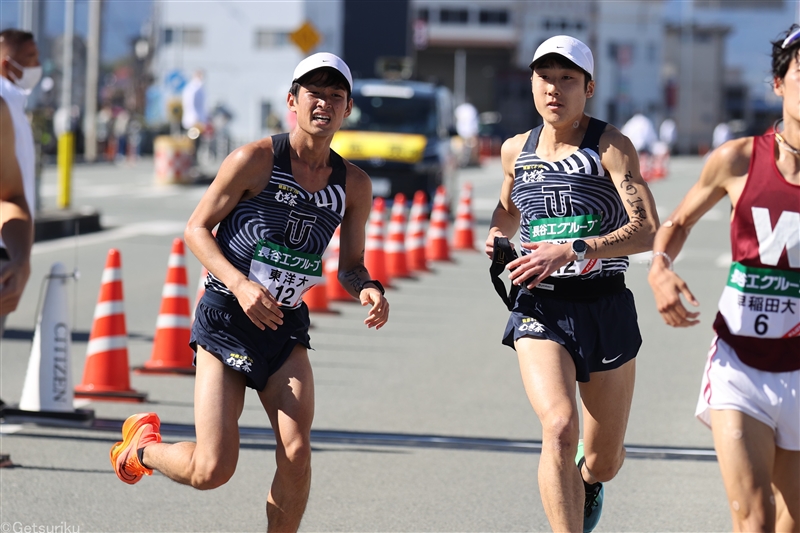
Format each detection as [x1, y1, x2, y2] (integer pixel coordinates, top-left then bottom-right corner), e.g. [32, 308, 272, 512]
[6, 56, 42, 92]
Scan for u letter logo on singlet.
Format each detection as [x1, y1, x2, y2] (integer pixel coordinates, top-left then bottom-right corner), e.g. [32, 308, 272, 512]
[752, 207, 800, 268]
[541, 184, 573, 218]
[286, 211, 317, 247]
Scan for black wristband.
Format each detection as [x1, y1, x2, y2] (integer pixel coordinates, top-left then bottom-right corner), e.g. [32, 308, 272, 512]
[362, 279, 385, 295]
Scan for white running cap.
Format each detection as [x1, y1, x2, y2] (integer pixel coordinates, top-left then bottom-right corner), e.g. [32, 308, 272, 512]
[292, 52, 353, 92]
[530, 35, 594, 79]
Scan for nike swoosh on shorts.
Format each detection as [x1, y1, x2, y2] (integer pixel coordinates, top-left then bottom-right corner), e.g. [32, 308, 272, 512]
[602, 353, 623, 364]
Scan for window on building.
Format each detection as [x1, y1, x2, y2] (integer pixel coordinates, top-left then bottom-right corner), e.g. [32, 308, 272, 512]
[182, 28, 204, 47]
[162, 27, 204, 47]
[440, 8, 468, 24]
[255, 29, 289, 49]
[479, 9, 508, 24]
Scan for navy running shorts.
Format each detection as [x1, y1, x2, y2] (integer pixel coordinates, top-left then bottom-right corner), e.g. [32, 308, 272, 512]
[502, 286, 642, 382]
[190, 289, 312, 391]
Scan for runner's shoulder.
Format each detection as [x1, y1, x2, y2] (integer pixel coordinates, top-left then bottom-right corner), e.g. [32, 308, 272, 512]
[500, 132, 529, 167]
[219, 137, 275, 189]
[704, 137, 753, 181]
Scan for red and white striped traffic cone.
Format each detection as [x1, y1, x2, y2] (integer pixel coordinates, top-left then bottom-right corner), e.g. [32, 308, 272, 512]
[364, 197, 391, 288]
[75, 249, 147, 402]
[137, 238, 195, 375]
[453, 182, 477, 251]
[406, 190, 429, 272]
[426, 186, 451, 262]
[325, 225, 354, 301]
[386, 193, 411, 279]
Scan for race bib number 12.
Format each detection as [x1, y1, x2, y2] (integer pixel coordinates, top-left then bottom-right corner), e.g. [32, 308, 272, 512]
[529, 214, 602, 277]
[249, 240, 324, 309]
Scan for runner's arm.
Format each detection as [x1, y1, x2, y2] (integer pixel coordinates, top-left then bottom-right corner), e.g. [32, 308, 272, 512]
[648, 138, 750, 327]
[485, 134, 524, 257]
[184, 139, 284, 330]
[0, 99, 33, 314]
[593, 127, 660, 258]
[338, 162, 389, 329]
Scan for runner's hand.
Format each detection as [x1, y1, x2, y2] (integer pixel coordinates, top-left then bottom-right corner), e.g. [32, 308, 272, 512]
[648, 265, 700, 327]
[231, 278, 284, 331]
[360, 288, 389, 330]
[0, 258, 30, 315]
[506, 241, 570, 289]
[484, 231, 512, 258]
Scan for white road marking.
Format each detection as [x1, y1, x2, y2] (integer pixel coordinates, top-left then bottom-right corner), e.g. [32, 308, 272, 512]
[32, 220, 187, 255]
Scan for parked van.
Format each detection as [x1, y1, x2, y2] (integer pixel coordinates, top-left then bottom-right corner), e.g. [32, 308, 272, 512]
[331, 79, 458, 202]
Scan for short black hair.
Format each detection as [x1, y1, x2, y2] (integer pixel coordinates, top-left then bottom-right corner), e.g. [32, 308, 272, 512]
[0, 29, 35, 56]
[290, 67, 351, 99]
[771, 24, 800, 80]
[531, 53, 591, 89]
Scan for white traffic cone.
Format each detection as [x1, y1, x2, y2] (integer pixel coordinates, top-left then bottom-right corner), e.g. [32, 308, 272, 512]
[4, 262, 94, 425]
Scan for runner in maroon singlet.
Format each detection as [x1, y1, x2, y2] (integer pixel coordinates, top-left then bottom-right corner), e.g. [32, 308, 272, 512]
[648, 25, 800, 532]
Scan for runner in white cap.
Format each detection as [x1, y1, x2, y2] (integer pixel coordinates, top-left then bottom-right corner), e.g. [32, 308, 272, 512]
[486, 35, 658, 532]
[110, 52, 389, 532]
[649, 25, 800, 532]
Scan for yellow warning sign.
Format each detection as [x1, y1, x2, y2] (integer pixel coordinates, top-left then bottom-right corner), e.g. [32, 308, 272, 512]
[290, 21, 321, 54]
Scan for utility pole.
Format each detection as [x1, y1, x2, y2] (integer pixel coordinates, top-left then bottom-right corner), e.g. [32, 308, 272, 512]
[57, 0, 75, 209]
[84, 0, 102, 162]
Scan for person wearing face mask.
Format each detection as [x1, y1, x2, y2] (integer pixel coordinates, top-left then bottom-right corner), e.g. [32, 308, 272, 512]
[0, 28, 40, 468]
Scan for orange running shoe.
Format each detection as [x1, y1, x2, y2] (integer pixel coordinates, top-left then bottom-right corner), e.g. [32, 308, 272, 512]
[110, 412, 161, 484]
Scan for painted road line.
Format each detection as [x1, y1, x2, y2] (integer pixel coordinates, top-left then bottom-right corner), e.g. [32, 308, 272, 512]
[32, 220, 187, 256]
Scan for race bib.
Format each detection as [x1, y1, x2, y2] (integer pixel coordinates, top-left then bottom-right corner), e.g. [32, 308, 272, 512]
[719, 262, 800, 339]
[248, 240, 323, 309]
[529, 214, 602, 278]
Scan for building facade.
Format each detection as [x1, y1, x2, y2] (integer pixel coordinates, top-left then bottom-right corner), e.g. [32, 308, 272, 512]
[150, 1, 342, 143]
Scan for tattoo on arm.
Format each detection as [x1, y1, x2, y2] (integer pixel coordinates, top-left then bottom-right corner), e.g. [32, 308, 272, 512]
[620, 170, 638, 195]
[599, 169, 649, 248]
[340, 251, 369, 295]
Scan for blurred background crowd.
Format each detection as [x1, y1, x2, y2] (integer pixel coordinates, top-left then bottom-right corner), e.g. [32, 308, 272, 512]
[0, 0, 795, 171]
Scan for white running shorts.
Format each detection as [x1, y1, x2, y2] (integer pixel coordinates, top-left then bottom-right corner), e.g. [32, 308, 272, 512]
[696, 336, 800, 451]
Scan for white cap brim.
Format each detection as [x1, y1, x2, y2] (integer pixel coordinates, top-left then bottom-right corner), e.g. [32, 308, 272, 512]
[530, 35, 594, 79]
[292, 52, 353, 93]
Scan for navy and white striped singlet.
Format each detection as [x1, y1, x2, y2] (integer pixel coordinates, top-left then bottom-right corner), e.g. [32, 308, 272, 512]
[511, 118, 629, 279]
[206, 133, 347, 296]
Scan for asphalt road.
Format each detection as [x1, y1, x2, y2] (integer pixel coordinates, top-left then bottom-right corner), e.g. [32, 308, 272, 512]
[0, 155, 734, 532]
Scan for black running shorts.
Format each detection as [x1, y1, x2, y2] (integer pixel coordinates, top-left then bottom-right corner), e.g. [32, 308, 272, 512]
[502, 286, 642, 382]
[190, 290, 312, 391]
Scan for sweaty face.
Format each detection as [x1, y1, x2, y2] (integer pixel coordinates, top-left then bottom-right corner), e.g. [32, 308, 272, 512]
[291, 83, 352, 134]
[531, 65, 592, 125]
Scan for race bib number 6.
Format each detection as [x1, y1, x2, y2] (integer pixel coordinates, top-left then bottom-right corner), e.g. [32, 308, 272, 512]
[719, 262, 800, 338]
[248, 240, 324, 309]
[529, 214, 602, 277]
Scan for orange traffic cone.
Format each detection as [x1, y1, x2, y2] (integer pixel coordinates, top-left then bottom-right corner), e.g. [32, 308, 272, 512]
[75, 249, 147, 402]
[426, 186, 451, 261]
[364, 197, 391, 287]
[136, 238, 195, 375]
[640, 153, 653, 182]
[304, 260, 338, 313]
[325, 226, 354, 302]
[191, 266, 208, 324]
[651, 153, 668, 181]
[453, 182, 477, 251]
[406, 190, 429, 272]
[386, 193, 411, 279]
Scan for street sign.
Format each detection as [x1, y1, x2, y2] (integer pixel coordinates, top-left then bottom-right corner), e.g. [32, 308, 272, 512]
[290, 21, 321, 54]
